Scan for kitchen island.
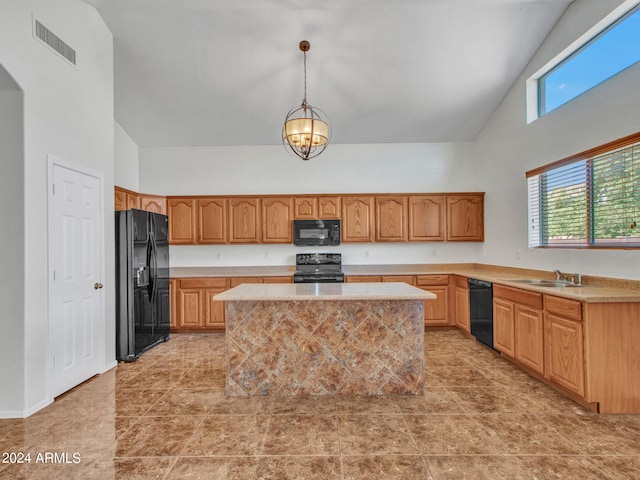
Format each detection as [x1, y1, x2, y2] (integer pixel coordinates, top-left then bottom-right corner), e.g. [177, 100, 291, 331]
[213, 282, 435, 396]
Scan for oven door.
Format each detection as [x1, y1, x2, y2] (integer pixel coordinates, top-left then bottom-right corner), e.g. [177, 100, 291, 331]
[293, 220, 340, 246]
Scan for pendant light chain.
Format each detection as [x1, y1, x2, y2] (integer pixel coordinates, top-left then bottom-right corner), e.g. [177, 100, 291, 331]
[302, 50, 307, 107]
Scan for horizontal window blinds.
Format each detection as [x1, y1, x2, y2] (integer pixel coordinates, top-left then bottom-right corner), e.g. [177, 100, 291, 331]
[527, 132, 640, 248]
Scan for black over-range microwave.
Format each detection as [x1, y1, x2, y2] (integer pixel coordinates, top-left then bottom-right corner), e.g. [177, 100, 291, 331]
[293, 219, 341, 246]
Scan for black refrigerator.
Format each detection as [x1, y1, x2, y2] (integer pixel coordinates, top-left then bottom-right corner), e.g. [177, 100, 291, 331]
[115, 209, 170, 361]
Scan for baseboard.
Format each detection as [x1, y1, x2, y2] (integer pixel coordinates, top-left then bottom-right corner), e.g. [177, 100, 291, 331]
[0, 397, 53, 419]
[100, 360, 118, 374]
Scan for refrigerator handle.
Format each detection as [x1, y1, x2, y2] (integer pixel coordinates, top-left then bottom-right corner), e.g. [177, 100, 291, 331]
[149, 219, 159, 302]
[146, 234, 155, 301]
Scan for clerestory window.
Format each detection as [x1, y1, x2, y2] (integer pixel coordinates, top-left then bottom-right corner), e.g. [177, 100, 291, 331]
[527, 1, 640, 121]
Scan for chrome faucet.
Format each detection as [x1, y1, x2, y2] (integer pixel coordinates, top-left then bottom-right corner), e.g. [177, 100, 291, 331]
[554, 269, 582, 286]
[554, 269, 567, 281]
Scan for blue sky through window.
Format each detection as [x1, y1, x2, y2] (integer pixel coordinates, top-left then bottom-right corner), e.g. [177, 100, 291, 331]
[540, 5, 640, 115]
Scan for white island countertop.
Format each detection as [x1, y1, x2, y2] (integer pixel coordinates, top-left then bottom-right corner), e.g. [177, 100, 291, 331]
[213, 282, 436, 301]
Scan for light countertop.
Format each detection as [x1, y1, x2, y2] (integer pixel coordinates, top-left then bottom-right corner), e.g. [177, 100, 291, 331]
[172, 263, 640, 303]
[212, 282, 436, 301]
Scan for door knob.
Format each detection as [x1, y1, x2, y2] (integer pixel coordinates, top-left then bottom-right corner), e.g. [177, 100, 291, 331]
[94, 283, 104, 290]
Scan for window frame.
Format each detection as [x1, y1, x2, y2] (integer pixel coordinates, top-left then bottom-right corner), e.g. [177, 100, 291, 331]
[527, 131, 640, 250]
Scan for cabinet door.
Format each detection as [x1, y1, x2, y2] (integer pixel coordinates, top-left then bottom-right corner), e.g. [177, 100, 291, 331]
[454, 285, 470, 333]
[446, 194, 484, 241]
[294, 198, 318, 219]
[140, 196, 166, 215]
[198, 198, 227, 244]
[423, 286, 450, 326]
[493, 298, 515, 357]
[177, 288, 204, 329]
[127, 193, 140, 210]
[229, 198, 260, 243]
[408, 195, 445, 241]
[515, 305, 545, 375]
[262, 197, 293, 243]
[318, 197, 341, 219]
[205, 288, 226, 330]
[342, 197, 375, 242]
[168, 198, 197, 245]
[114, 187, 128, 211]
[546, 313, 584, 396]
[376, 196, 408, 242]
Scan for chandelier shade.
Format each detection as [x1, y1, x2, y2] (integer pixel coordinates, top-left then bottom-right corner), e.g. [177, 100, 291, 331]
[282, 41, 331, 161]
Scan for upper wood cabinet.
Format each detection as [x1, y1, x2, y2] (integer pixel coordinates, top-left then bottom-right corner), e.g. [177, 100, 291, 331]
[114, 186, 140, 211]
[168, 198, 197, 244]
[446, 194, 484, 241]
[409, 195, 445, 241]
[229, 197, 260, 243]
[198, 198, 227, 244]
[375, 196, 408, 242]
[262, 197, 293, 243]
[140, 195, 166, 215]
[318, 197, 341, 219]
[294, 197, 318, 219]
[161, 192, 483, 245]
[342, 196, 375, 242]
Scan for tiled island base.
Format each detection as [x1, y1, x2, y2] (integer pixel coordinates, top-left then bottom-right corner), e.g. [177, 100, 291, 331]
[225, 299, 425, 396]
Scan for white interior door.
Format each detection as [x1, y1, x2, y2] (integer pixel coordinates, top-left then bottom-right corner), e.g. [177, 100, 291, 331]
[50, 162, 103, 397]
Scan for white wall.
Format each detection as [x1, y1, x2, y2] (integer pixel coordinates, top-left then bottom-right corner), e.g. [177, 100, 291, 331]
[140, 142, 484, 266]
[0, 0, 114, 417]
[475, 0, 640, 280]
[0, 68, 25, 413]
[115, 121, 139, 190]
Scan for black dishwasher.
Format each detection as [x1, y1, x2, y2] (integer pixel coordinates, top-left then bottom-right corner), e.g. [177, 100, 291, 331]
[468, 278, 494, 349]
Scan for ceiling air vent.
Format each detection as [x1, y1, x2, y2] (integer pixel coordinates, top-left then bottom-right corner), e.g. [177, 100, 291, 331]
[34, 19, 76, 66]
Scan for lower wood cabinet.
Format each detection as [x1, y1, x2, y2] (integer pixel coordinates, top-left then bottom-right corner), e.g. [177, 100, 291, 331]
[416, 275, 451, 326]
[176, 278, 227, 331]
[545, 295, 584, 397]
[492, 284, 544, 375]
[172, 276, 293, 332]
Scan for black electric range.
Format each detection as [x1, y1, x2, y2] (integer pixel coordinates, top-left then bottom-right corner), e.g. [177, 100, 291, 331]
[293, 253, 345, 283]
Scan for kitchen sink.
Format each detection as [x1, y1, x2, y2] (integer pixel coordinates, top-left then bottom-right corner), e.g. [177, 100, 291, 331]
[502, 279, 583, 287]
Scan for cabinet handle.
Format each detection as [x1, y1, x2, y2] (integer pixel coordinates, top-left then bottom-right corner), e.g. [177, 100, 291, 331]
[94, 282, 104, 290]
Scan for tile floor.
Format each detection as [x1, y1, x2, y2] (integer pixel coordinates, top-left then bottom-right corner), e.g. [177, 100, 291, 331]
[1, 329, 639, 479]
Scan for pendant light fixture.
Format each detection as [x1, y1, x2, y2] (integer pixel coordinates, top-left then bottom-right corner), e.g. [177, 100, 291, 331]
[282, 40, 331, 161]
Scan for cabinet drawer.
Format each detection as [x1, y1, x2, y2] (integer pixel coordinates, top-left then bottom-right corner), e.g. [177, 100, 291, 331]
[454, 275, 468, 289]
[416, 275, 449, 286]
[494, 284, 542, 310]
[262, 276, 293, 283]
[545, 295, 582, 321]
[180, 277, 228, 289]
[381, 275, 415, 284]
[229, 276, 263, 287]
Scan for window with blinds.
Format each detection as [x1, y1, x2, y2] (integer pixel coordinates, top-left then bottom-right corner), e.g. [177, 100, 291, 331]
[527, 132, 640, 248]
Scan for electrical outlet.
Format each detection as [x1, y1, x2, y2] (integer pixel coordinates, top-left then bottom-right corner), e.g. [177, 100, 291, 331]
[364, 250, 369, 258]
[216, 253, 222, 261]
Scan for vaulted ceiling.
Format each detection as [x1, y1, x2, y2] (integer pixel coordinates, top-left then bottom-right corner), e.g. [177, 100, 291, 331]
[83, 0, 574, 147]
